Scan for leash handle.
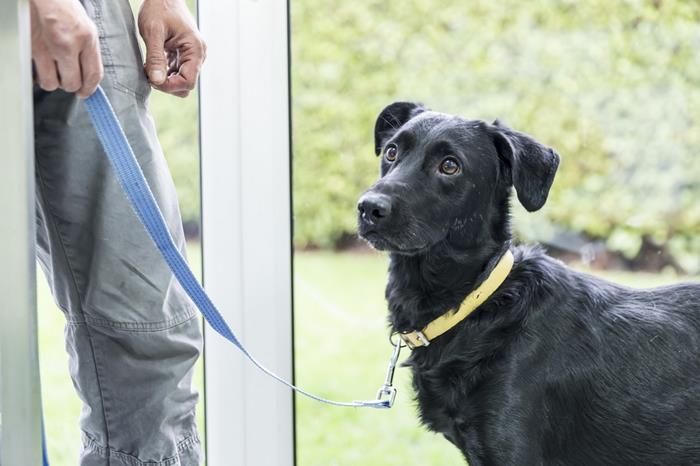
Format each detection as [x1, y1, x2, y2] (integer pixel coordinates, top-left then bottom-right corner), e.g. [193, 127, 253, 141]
[82, 86, 390, 410]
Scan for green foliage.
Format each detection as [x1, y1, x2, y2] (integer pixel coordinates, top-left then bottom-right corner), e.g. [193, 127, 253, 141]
[150, 91, 200, 231]
[290, 0, 700, 271]
[148, 0, 699, 270]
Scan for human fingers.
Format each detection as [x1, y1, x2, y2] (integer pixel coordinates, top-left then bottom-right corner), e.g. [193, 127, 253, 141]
[141, 22, 168, 85]
[76, 37, 103, 98]
[56, 52, 82, 93]
[33, 47, 60, 91]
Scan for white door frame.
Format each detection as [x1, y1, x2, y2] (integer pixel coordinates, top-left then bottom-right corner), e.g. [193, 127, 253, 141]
[199, 0, 295, 464]
[0, 0, 43, 463]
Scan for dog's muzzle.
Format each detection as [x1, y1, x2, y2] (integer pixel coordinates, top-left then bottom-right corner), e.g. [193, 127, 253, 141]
[357, 192, 392, 227]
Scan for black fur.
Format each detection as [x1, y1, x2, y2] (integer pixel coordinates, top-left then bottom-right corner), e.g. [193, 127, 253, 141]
[358, 103, 700, 465]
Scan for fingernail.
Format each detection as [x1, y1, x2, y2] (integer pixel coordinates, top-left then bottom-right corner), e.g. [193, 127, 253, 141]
[151, 69, 165, 83]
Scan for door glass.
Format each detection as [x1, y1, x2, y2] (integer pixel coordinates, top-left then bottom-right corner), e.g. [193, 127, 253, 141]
[291, 2, 699, 465]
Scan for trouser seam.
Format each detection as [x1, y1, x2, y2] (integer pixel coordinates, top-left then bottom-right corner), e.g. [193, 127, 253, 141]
[82, 429, 201, 466]
[35, 161, 114, 463]
[89, 0, 116, 87]
[88, 0, 149, 102]
[65, 310, 198, 332]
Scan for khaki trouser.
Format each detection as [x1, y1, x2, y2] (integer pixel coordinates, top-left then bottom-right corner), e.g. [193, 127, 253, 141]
[34, 0, 202, 463]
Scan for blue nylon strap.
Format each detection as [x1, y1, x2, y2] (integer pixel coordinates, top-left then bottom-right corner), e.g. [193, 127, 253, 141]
[81, 86, 389, 410]
[42, 420, 49, 466]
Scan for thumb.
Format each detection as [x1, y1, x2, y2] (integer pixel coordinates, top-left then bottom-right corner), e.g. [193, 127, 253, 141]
[143, 24, 167, 84]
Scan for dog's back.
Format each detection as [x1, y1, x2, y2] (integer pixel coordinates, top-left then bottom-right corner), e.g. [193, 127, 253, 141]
[520, 253, 700, 465]
[413, 249, 700, 466]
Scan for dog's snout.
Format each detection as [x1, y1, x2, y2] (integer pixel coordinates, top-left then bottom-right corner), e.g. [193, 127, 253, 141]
[358, 193, 392, 225]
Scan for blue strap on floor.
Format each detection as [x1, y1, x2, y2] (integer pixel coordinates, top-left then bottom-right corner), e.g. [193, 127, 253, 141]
[81, 86, 389, 410]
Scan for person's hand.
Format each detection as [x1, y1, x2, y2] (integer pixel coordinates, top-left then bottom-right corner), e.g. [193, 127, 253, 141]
[138, 0, 206, 98]
[30, 0, 103, 98]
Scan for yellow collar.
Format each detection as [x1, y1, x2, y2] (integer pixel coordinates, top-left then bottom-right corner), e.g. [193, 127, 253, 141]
[399, 250, 515, 349]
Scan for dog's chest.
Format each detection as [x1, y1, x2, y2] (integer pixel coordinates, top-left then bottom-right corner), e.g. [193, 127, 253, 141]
[409, 354, 483, 448]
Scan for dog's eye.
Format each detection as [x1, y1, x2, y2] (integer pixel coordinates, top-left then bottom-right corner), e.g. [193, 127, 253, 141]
[439, 157, 460, 175]
[385, 145, 398, 162]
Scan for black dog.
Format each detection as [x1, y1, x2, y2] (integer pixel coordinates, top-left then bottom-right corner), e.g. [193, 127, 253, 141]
[357, 102, 700, 465]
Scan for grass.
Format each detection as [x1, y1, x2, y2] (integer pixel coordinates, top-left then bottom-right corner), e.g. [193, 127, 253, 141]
[293, 251, 465, 466]
[293, 251, 699, 466]
[38, 246, 697, 465]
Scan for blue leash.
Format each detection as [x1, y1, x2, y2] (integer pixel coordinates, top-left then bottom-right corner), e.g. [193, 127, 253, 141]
[42, 85, 394, 464]
[82, 87, 391, 409]
[41, 86, 392, 464]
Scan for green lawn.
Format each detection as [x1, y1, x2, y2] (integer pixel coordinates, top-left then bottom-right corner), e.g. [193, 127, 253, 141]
[39, 247, 697, 465]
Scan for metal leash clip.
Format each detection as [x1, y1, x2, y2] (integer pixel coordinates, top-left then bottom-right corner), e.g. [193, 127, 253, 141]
[375, 333, 404, 408]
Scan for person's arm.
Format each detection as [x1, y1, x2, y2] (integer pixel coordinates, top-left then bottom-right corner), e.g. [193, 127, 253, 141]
[30, 0, 103, 98]
[138, 0, 206, 98]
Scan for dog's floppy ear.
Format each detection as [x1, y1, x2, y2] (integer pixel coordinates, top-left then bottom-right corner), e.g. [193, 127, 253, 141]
[374, 102, 427, 155]
[489, 120, 560, 212]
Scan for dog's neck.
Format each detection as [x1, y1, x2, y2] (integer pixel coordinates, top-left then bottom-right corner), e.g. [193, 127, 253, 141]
[385, 183, 514, 333]
[386, 238, 511, 333]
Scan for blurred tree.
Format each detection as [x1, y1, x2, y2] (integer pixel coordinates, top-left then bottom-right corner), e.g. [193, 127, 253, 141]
[150, 91, 200, 236]
[290, 0, 700, 272]
[148, 0, 699, 272]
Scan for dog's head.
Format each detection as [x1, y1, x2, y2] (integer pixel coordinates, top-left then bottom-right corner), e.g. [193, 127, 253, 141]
[357, 102, 560, 255]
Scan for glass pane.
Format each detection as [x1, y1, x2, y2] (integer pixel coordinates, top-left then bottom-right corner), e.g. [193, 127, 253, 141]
[292, 1, 700, 465]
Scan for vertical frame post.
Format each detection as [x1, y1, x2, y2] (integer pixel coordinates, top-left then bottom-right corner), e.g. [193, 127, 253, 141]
[0, 0, 42, 463]
[199, 0, 294, 464]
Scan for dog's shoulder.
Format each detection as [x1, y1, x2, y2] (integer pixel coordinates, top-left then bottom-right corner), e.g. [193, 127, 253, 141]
[497, 244, 582, 308]
[506, 244, 635, 305]
[505, 244, 700, 338]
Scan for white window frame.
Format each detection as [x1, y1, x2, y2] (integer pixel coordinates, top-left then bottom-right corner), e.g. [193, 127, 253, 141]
[0, 0, 295, 462]
[0, 0, 43, 463]
[199, 0, 295, 464]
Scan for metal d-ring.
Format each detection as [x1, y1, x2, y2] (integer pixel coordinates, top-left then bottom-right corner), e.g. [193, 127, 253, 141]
[389, 331, 406, 348]
[376, 333, 404, 408]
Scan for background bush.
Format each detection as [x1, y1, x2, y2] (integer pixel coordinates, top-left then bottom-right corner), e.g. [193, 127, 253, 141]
[150, 91, 200, 236]
[155, 0, 699, 273]
[289, 0, 700, 272]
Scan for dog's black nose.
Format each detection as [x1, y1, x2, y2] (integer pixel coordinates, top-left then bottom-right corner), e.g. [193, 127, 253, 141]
[358, 193, 392, 225]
